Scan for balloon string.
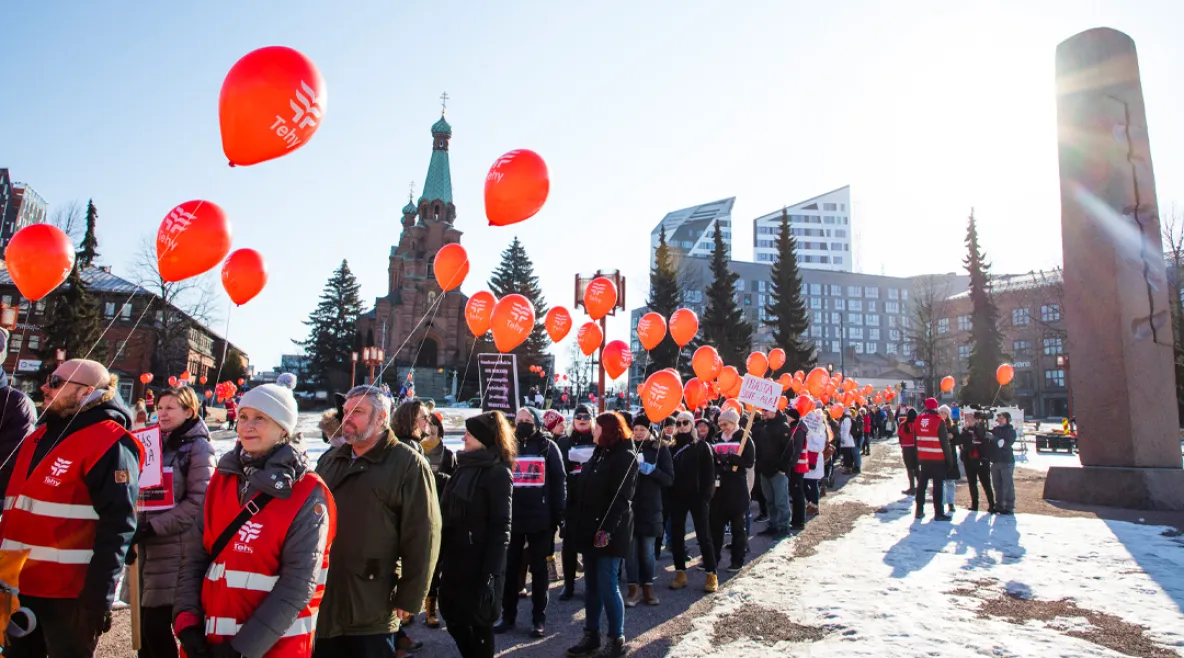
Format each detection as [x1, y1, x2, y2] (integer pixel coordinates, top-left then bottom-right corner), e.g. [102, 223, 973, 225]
[403, 294, 446, 388]
[106, 297, 157, 372]
[456, 337, 479, 403]
[211, 304, 233, 389]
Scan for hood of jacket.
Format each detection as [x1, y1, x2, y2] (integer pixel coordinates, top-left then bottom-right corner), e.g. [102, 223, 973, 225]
[42, 385, 131, 433]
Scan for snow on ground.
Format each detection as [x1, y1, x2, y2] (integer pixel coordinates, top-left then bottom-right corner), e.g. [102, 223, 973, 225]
[669, 446, 1184, 658]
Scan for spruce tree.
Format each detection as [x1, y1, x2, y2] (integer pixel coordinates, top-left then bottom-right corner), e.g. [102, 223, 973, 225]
[644, 225, 683, 375]
[960, 211, 1006, 405]
[700, 219, 752, 367]
[296, 260, 365, 390]
[38, 265, 104, 370]
[78, 199, 99, 267]
[486, 237, 550, 374]
[763, 208, 816, 373]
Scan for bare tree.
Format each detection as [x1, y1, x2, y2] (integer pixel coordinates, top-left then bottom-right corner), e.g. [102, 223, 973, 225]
[1161, 205, 1184, 420]
[128, 235, 221, 377]
[50, 200, 85, 244]
[904, 275, 956, 397]
[567, 341, 596, 401]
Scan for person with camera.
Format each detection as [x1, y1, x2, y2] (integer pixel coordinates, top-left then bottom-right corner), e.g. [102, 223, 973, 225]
[990, 412, 1017, 515]
[960, 411, 996, 513]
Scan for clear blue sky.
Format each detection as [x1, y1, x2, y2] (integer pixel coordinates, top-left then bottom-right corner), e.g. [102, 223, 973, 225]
[4, 1, 1184, 372]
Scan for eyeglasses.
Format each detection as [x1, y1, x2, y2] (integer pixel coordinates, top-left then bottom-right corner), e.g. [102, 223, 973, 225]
[574, 413, 592, 421]
[676, 420, 692, 427]
[45, 375, 88, 390]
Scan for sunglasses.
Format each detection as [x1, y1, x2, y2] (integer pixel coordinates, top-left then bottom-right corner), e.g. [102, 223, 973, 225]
[574, 414, 592, 421]
[45, 375, 89, 390]
[676, 420, 692, 426]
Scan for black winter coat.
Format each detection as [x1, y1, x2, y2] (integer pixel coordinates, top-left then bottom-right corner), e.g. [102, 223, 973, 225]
[670, 432, 715, 505]
[0, 372, 36, 496]
[573, 441, 638, 558]
[438, 450, 512, 626]
[511, 431, 566, 534]
[752, 413, 793, 477]
[709, 432, 756, 517]
[558, 431, 596, 518]
[943, 419, 962, 480]
[630, 439, 673, 537]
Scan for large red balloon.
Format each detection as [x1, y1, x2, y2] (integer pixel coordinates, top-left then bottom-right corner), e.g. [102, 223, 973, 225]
[768, 348, 786, 372]
[490, 294, 535, 353]
[156, 201, 232, 283]
[636, 312, 667, 352]
[602, 340, 632, 380]
[691, 345, 723, 382]
[220, 46, 326, 167]
[465, 291, 497, 336]
[544, 307, 573, 343]
[577, 321, 603, 357]
[717, 366, 740, 394]
[433, 244, 469, 292]
[668, 308, 699, 347]
[221, 249, 268, 305]
[996, 364, 1015, 386]
[484, 149, 550, 227]
[746, 352, 769, 378]
[683, 377, 709, 410]
[5, 224, 75, 301]
[641, 370, 683, 422]
[583, 277, 618, 321]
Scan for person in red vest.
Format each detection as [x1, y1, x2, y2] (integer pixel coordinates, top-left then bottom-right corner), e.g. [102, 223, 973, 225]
[0, 359, 145, 658]
[913, 398, 954, 521]
[224, 396, 239, 430]
[174, 384, 336, 658]
[898, 408, 918, 495]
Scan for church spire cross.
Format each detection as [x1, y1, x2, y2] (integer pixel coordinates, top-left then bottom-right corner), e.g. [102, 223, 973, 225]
[409, 181, 416, 203]
[439, 92, 449, 114]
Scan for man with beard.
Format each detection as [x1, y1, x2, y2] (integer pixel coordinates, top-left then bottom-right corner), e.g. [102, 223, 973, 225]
[315, 385, 441, 657]
[556, 405, 595, 600]
[0, 359, 143, 658]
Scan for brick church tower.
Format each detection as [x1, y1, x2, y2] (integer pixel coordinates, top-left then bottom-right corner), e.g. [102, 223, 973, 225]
[358, 110, 473, 399]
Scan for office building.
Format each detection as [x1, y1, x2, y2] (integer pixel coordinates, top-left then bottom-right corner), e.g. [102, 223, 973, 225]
[752, 185, 852, 272]
[0, 172, 47, 251]
[650, 197, 734, 268]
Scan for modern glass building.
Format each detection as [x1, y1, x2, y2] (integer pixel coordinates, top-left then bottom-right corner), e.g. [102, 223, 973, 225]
[752, 185, 852, 272]
[650, 197, 734, 268]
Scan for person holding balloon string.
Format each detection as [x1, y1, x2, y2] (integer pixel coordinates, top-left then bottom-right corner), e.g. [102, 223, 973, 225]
[708, 408, 756, 573]
[665, 410, 719, 593]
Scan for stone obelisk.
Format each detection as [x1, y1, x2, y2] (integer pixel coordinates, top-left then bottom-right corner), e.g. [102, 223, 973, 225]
[1046, 27, 1184, 509]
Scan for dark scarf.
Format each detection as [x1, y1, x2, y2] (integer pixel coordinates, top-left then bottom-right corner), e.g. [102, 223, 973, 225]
[164, 416, 201, 452]
[443, 448, 501, 524]
[235, 443, 302, 502]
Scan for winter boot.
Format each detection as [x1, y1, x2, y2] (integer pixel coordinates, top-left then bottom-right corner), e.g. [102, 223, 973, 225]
[598, 635, 627, 658]
[806, 502, 820, 516]
[547, 554, 561, 582]
[559, 582, 576, 601]
[669, 570, 687, 590]
[643, 584, 660, 605]
[424, 596, 440, 628]
[704, 573, 719, 593]
[567, 629, 601, 657]
[624, 584, 641, 608]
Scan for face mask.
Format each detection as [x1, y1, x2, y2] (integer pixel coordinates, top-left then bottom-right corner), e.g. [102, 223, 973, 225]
[515, 422, 534, 439]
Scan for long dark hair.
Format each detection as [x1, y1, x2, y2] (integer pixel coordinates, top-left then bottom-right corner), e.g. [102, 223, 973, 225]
[487, 411, 518, 463]
[595, 412, 631, 448]
[392, 399, 425, 440]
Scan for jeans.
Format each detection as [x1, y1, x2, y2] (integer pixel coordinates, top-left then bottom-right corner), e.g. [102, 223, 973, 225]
[709, 500, 746, 568]
[759, 473, 790, 531]
[789, 471, 806, 527]
[447, 621, 496, 658]
[991, 462, 1016, 512]
[625, 534, 657, 585]
[854, 444, 863, 469]
[915, 473, 944, 516]
[7, 595, 101, 658]
[803, 478, 820, 505]
[943, 479, 956, 507]
[669, 499, 716, 573]
[583, 555, 625, 639]
[139, 606, 178, 658]
[313, 633, 398, 658]
[965, 460, 995, 510]
[502, 530, 551, 625]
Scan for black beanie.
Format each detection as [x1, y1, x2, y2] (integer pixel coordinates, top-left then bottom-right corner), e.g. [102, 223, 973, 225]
[466, 411, 502, 448]
[786, 409, 801, 422]
[618, 411, 634, 428]
[574, 404, 592, 416]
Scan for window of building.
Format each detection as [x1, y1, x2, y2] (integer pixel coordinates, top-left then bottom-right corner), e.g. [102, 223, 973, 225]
[866, 314, 880, 326]
[854, 342, 864, 354]
[888, 288, 899, 300]
[34, 300, 46, 315]
[889, 329, 901, 341]
[849, 327, 864, 339]
[888, 315, 897, 328]
[10, 335, 21, 353]
[866, 300, 877, 313]
[1, 295, 11, 307]
[104, 302, 116, 318]
[848, 299, 863, 312]
[810, 283, 822, 295]
[902, 342, 914, 357]
[884, 301, 900, 314]
[900, 289, 908, 301]
[938, 318, 949, 334]
[1013, 340, 1032, 355]
[27, 335, 39, 351]
[833, 298, 845, 311]
[1014, 370, 1034, 389]
[958, 344, 970, 360]
[19, 299, 28, 313]
[828, 285, 840, 296]
[810, 325, 822, 337]
[848, 313, 863, 326]
[823, 203, 837, 211]
[810, 297, 822, 309]
[834, 256, 843, 265]
[1043, 336, 1063, 355]
[900, 315, 911, 329]
[758, 281, 767, 292]
[120, 303, 132, 320]
[955, 315, 969, 332]
[866, 342, 878, 354]
[830, 312, 841, 325]
[1041, 303, 1061, 323]
[886, 342, 898, 354]
[847, 285, 862, 297]
[1045, 369, 1066, 388]
[743, 296, 751, 306]
[1012, 307, 1030, 326]
[735, 279, 745, 292]
[814, 311, 824, 324]
[869, 328, 881, 341]
[864, 287, 878, 299]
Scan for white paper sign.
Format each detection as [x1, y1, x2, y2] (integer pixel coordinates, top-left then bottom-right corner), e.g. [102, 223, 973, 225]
[737, 374, 780, 412]
[132, 425, 163, 490]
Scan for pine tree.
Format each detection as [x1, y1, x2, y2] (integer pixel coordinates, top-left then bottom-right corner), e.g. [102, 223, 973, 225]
[960, 211, 1006, 405]
[77, 199, 99, 267]
[764, 208, 816, 373]
[296, 260, 365, 390]
[700, 219, 752, 367]
[486, 237, 550, 374]
[645, 225, 683, 375]
[38, 265, 104, 371]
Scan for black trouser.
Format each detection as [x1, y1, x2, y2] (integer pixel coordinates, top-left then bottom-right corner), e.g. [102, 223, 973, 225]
[670, 499, 716, 573]
[562, 526, 580, 590]
[502, 530, 551, 625]
[751, 480, 767, 516]
[138, 606, 178, 658]
[915, 472, 944, 516]
[901, 446, 918, 491]
[965, 460, 996, 511]
[313, 633, 397, 657]
[803, 478, 820, 505]
[709, 500, 746, 567]
[789, 471, 806, 527]
[6, 595, 100, 658]
[448, 620, 496, 658]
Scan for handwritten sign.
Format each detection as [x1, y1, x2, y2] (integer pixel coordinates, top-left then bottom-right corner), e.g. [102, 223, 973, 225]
[137, 468, 175, 512]
[712, 442, 741, 456]
[512, 455, 546, 487]
[478, 353, 520, 417]
[132, 425, 163, 490]
[737, 374, 780, 412]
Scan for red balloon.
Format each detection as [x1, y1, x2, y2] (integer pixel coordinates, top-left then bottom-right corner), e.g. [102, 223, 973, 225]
[692, 346, 722, 382]
[717, 366, 740, 395]
[583, 277, 618, 321]
[602, 340, 632, 380]
[722, 398, 743, 416]
[139, 373, 151, 385]
[156, 201, 232, 283]
[777, 396, 789, 411]
[996, 364, 1015, 386]
[465, 291, 497, 337]
[221, 248, 268, 305]
[794, 396, 816, 417]
[940, 376, 956, 393]
[5, 224, 75, 301]
[768, 348, 786, 372]
[636, 312, 667, 352]
[433, 244, 469, 292]
[544, 307, 573, 343]
[746, 352, 769, 378]
[683, 377, 709, 410]
[168, 376, 178, 387]
[180, 371, 191, 381]
[199, 376, 208, 385]
[238, 378, 245, 385]
[484, 149, 550, 227]
[220, 46, 326, 167]
[577, 321, 603, 357]
[641, 370, 683, 422]
[668, 309, 699, 347]
[204, 390, 213, 399]
[490, 294, 536, 353]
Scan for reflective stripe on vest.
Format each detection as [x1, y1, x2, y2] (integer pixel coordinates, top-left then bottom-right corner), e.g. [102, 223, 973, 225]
[206, 564, 331, 592]
[5, 494, 100, 520]
[0, 538, 94, 564]
[914, 413, 945, 461]
[205, 613, 318, 638]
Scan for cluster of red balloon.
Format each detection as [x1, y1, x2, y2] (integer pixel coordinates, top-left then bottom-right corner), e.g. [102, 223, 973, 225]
[632, 307, 701, 421]
[527, 364, 548, 378]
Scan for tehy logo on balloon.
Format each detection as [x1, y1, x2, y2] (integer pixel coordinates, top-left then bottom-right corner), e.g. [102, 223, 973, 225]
[506, 303, 532, 333]
[158, 206, 195, 253]
[271, 80, 322, 150]
[467, 296, 490, 319]
[486, 150, 520, 184]
[737, 374, 780, 412]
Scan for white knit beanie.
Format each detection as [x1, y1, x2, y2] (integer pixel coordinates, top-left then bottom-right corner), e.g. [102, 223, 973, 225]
[240, 384, 299, 437]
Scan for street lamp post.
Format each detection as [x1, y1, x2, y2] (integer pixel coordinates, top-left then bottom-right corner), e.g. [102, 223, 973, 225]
[350, 351, 359, 388]
[362, 347, 385, 385]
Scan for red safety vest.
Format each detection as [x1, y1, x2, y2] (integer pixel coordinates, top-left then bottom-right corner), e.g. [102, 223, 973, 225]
[898, 420, 915, 448]
[200, 470, 336, 657]
[0, 420, 144, 598]
[914, 412, 945, 462]
[793, 426, 809, 474]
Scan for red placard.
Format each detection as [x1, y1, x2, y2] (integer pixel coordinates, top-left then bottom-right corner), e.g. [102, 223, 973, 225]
[512, 456, 546, 488]
[137, 467, 175, 512]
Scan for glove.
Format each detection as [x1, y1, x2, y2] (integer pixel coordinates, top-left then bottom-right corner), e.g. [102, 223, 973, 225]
[997, 439, 1005, 448]
[808, 451, 819, 468]
[210, 643, 243, 658]
[725, 453, 742, 467]
[72, 604, 110, 640]
[125, 544, 138, 566]
[638, 461, 655, 475]
[178, 627, 210, 658]
[132, 523, 157, 544]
